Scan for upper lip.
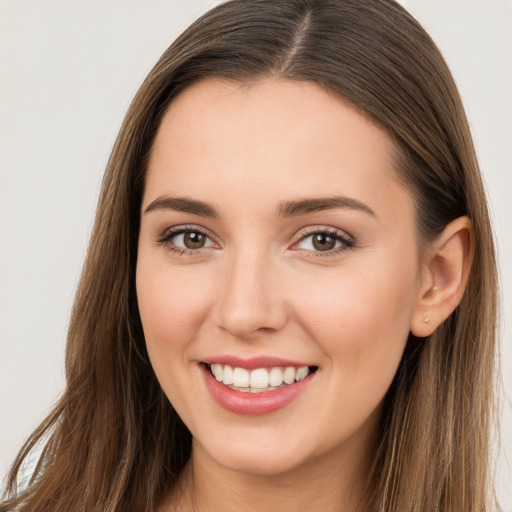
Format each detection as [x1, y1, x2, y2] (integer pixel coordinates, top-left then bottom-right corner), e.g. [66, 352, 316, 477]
[202, 355, 314, 370]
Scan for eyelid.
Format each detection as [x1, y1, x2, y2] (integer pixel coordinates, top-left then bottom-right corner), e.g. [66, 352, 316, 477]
[156, 224, 220, 252]
[290, 226, 356, 255]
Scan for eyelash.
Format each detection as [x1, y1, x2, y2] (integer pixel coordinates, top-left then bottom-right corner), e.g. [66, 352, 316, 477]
[156, 225, 356, 257]
[156, 225, 218, 256]
[293, 227, 355, 257]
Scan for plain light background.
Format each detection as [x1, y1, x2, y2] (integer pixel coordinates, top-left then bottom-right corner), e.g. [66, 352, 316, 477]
[1, 0, 510, 508]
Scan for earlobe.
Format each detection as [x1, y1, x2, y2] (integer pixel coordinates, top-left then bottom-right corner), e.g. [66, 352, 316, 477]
[411, 216, 474, 337]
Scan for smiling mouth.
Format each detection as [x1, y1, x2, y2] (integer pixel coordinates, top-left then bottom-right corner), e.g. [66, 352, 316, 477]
[204, 363, 318, 393]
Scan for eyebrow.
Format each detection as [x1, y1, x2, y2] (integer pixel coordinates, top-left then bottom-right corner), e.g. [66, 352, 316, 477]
[144, 196, 219, 217]
[143, 195, 376, 219]
[276, 196, 376, 218]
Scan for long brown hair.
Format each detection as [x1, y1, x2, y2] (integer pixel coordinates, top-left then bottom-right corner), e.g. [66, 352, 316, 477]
[2, 0, 499, 510]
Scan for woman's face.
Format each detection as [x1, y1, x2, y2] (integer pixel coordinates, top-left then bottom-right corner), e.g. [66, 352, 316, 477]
[137, 78, 424, 476]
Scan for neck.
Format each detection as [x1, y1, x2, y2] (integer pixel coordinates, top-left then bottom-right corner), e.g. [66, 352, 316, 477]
[164, 429, 377, 512]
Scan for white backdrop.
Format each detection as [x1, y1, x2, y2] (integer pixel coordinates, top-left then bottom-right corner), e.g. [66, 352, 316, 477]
[1, 0, 510, 508]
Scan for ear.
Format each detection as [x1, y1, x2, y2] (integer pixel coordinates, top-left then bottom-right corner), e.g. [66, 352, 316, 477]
[411, 216, 474, 337]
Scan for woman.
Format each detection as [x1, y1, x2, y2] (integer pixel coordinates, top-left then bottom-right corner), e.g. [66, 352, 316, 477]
[1, 0, 500, 510]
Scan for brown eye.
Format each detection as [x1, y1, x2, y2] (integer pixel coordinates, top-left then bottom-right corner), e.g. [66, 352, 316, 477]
[293, 228, 354, 255]
[183, 231, 207, 249]
[158, 227, 216, 253]
[312, 233, 336, 251]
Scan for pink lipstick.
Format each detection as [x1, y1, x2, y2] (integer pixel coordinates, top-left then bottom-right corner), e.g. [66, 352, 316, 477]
[200, 357, 317, 415]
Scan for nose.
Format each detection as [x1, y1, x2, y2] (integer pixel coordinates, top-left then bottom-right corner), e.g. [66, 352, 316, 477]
[212, 247, 288, 340]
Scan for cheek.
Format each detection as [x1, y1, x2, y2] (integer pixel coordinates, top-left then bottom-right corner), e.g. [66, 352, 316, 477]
[292, 253, 418, 397]
[136, 257, 218, 420]
[136, 257, 213, 370]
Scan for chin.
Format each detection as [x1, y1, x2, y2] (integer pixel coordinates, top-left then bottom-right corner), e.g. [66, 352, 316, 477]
[215, 448, 308, 477]
[194, 426, 319, 477]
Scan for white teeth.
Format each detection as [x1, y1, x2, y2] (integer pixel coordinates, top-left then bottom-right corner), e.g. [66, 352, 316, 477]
[283, 367, 296, 385]
[209, 364, 312, 390]
[232, 367, 250, 387]
[211, 363, 223, 381]
[222, 364, 234, 385]
[269, 367, 284, 387]
[250, 368, 269, 389]
[296, 366, 309, 381]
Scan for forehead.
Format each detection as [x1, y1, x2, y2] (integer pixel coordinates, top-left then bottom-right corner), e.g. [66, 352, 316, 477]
[144, 78, 413, 223]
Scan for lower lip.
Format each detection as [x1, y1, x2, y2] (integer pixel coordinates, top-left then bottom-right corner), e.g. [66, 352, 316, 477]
[201, 364, 316, 415]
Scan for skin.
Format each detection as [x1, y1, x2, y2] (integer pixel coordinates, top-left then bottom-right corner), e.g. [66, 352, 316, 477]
[136, 78, 471, 511]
